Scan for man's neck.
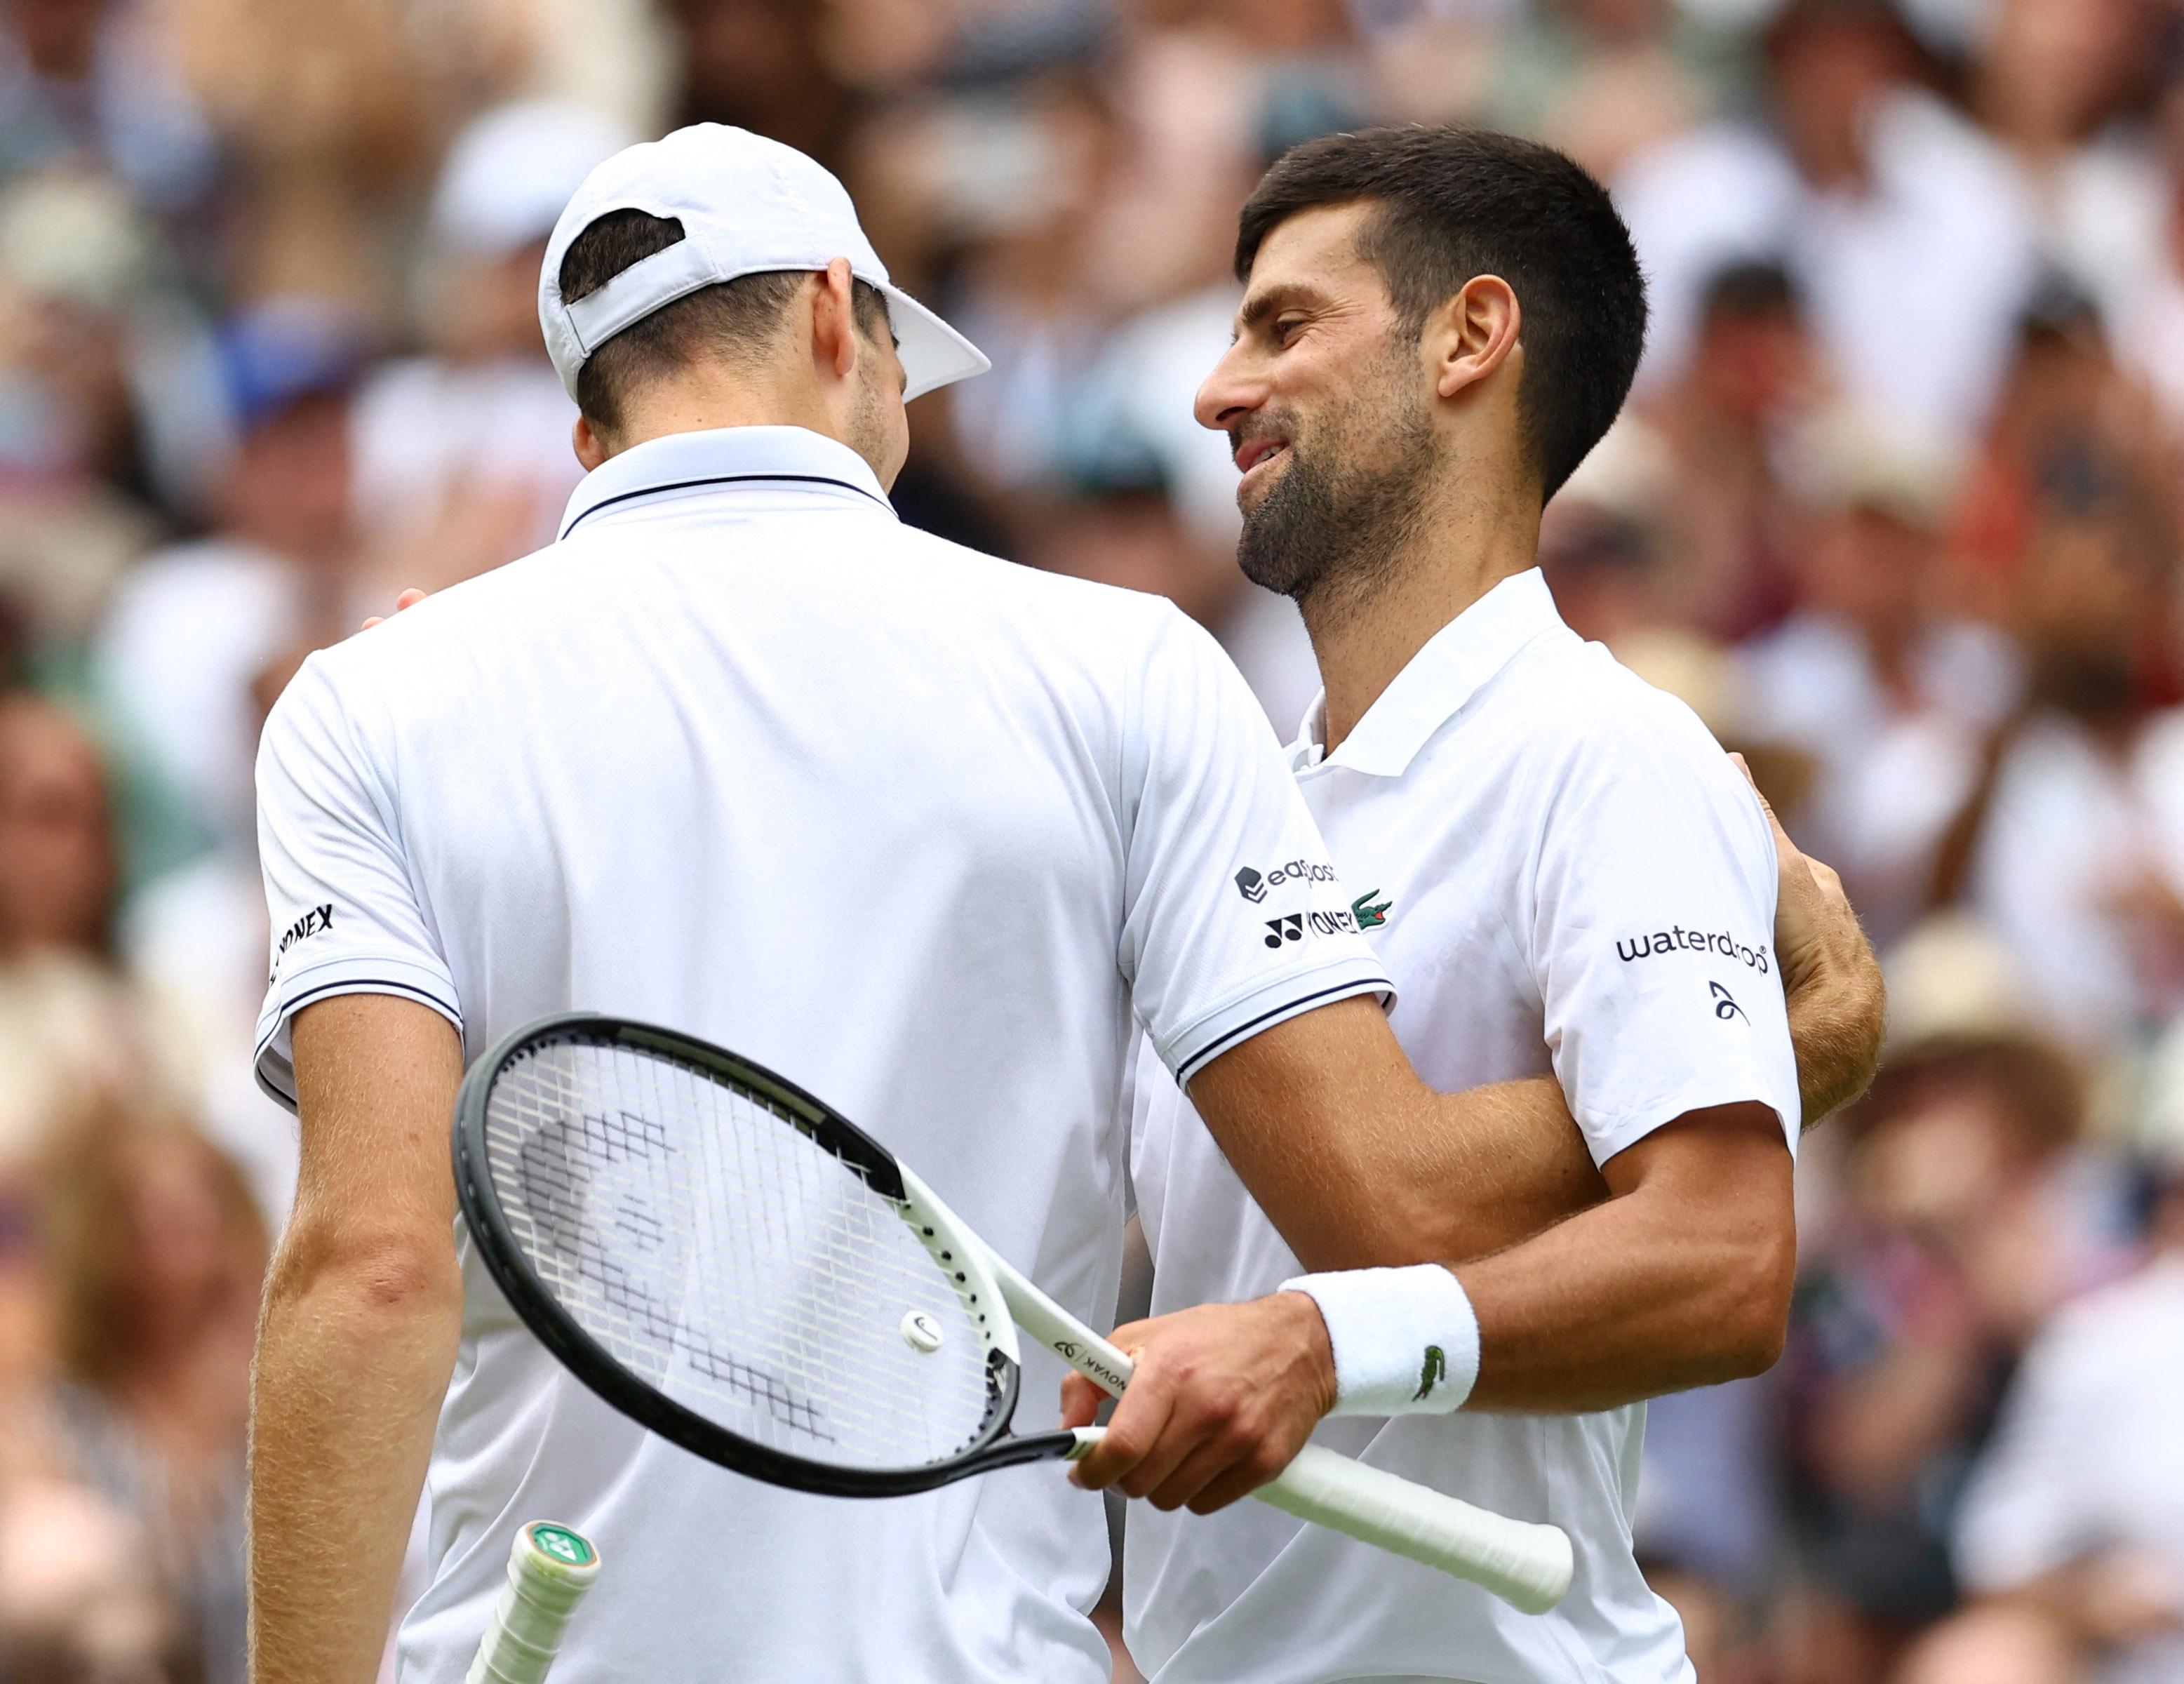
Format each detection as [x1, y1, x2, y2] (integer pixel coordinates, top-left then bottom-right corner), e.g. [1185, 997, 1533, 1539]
[1303, 489, 1543, 754]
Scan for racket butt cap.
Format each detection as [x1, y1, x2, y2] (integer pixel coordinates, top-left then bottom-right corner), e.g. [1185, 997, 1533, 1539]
[463, 1522, 601, 1684]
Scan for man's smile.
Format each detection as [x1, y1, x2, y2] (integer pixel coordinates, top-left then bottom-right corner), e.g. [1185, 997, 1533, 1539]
[1233, 433, 1290, 495]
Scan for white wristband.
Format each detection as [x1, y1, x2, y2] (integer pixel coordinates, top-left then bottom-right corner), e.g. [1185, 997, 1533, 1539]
[1280, 1264, 1480, 1417]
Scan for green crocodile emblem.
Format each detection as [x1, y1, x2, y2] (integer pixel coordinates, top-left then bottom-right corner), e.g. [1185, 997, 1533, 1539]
[1414, 1344, 1447, 1401]
[1351, 890, 1393, 929]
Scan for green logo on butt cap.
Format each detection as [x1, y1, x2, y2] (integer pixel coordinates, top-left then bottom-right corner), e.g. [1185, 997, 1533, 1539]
[528, 1523, 596, 1566]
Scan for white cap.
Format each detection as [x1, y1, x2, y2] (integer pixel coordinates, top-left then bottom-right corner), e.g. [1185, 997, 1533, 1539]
[538, 123, 989, 405]
[434, 100, 637, 260]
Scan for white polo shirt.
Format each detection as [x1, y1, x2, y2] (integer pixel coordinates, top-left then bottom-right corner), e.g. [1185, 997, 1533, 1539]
[250, 425, 1392, 1684]
[1126, 568, 1799, 1684]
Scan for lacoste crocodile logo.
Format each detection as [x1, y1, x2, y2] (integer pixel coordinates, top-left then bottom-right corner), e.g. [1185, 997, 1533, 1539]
[1414, 1344, 1447, 1401]
[1351, 890, 1393, 929]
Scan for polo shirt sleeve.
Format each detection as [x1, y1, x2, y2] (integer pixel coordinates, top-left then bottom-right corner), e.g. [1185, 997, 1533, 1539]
[1118, 608, 1392, 1084]
[1529, 690, 1801, 1164]
[252, 651, 462, 1111]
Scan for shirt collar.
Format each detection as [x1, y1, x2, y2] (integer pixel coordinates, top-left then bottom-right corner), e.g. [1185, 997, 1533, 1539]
[1291, 567, 1568, 778]
[558, 425, 897, 540]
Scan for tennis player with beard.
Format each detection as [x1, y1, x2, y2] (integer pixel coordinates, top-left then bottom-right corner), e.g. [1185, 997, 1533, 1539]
[1071, 127, 1883, 1683]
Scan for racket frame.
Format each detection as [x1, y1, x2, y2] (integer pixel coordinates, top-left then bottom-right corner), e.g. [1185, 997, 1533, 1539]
[454, 1015, 1066, 1499]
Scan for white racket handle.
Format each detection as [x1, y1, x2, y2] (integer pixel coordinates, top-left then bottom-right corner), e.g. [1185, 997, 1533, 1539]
[464, 1522, 601, 1684]
[1002, 1255, 1574, 1614]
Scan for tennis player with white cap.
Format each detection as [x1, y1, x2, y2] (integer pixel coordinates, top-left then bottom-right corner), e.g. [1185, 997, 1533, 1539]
[247, 123, 1644, 1684]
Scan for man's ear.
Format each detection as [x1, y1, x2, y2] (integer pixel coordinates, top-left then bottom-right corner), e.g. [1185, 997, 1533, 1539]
[573, 413, 610, 472]
[1426, 275, 1522, 402]
[809, 258, 861, 382]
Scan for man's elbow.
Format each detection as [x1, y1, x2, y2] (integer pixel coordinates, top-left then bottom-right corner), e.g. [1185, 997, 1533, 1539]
[267, 1219, 464, 1323]
[1710, 1227, 1796, 1380]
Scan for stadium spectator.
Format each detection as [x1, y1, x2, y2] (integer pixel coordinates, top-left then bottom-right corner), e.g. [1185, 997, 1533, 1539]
[1971, 0, 2165, 339]
[1956, 443, 2184, 1050]
[1639, 259, 1822, 641]
[95, 298, 366, 874]
[0, 0, 216, 218]
[174, 0, 434, 320]
[1950, 1165, 2184, 1684]
[1739, 406, 2021, 943]
[347, 100, 633, 592]
[1786, 1032, 2136, 1679]
[39, 1111, 265, 1684]
[0, 691, 189, 1170]
[1616, 0, 2037, 446]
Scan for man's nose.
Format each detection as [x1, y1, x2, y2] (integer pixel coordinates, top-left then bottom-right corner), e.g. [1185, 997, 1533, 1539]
[1195, 344, 1259, 434]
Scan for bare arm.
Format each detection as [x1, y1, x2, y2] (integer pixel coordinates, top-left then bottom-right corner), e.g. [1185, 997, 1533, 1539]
[1069, 1020, 1794, 1509]
[249, 995, 465, 1684]
[1182, 996, 1604, 1267]
[1166, 803, 1878, 1274]
[1455, 1102, 1793, 1408]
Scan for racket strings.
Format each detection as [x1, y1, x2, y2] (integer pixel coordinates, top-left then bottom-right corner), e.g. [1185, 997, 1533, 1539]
[482, 1038, 997, 1470]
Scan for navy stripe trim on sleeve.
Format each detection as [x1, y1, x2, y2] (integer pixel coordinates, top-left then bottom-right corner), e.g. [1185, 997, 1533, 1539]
[1173, 977, 1392, 1085]
[253, 977, 467, 1112]
[270, 975, 465, 1031]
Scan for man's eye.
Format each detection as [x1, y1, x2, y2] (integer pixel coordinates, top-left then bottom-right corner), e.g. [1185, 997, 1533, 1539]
[1275, 318, 1306, 344]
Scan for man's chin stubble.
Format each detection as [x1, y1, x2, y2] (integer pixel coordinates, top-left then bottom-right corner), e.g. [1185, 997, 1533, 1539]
[1234, 439, 1435, 631]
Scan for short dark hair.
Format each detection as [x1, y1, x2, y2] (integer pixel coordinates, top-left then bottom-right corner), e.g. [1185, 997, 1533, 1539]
[1235, 126, 1648, 504]
[558, 209, 892, 432]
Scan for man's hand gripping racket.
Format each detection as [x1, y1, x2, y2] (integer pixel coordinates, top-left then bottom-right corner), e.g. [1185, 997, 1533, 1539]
[452, 1015, 1574, 1614]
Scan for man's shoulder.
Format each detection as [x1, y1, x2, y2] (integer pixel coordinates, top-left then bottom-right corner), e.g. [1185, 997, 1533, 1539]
[1494, 631, 1736, 781]
[864, 521, 1191, 640]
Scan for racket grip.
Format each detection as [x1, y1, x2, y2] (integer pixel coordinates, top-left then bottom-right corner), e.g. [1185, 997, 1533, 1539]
[1254, 1445, 1572, 1615]
[464, 1522, 601, 1684]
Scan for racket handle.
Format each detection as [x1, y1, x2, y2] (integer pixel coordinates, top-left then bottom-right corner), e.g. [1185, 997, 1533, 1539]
[987, 1219, 1570, 1610]
[1254, 1445, 1572, 1614]
[464, 1522, 601, 1684]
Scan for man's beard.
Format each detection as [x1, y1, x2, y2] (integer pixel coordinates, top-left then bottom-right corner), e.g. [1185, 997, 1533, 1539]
[1233, 373, 1438, 619]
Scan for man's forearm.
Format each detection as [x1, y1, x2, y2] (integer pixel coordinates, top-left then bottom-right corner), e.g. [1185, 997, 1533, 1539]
[1457, 1103, 1793, 1410]
[253, 994, 468, 1684]
[1188, 998, 1607, 1273]
[250, 1237, 463, 1684]
[1070, 1103, 1796, 1504]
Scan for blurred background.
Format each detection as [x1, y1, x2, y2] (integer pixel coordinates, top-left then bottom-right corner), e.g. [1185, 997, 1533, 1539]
[0, 0, 2182, 1680]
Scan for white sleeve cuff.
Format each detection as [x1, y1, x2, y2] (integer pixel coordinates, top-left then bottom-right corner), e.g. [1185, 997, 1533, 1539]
[1279, 1264, 1480, 1417]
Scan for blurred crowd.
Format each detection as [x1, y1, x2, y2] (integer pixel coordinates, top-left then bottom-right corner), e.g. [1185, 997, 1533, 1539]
[1, 0, 2182, 1680]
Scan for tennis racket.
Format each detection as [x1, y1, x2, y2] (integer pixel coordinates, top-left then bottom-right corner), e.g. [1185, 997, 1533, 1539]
[465, 1521, 600, 1683]
[450, 1013, 1574, 1614]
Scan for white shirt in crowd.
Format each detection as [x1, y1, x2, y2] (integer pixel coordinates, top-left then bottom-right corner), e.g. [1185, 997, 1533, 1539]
[250, 425, 1393, 1684]
[1737, 610, 2021, 943]
[1616, 91, 2037, 449]
[1955, 1255, 2184, 1684]
[97, 536, 307, 858]
[1126, 568, 1801, 1684]
[1969, 709, 2184, 1050]
[349, 354, 587, 557]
